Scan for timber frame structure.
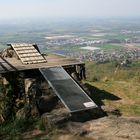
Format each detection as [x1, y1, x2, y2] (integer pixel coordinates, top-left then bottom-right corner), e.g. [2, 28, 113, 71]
[0, 43, 97, 114]
[0, 43, 83, 74]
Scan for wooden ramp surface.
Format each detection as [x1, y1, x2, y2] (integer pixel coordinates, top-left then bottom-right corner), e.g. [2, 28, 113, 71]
[11, 43, 47, 64]
[39, 67, 97, 113]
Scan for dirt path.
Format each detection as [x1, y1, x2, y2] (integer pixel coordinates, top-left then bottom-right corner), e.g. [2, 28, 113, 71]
[49, 116, 140, 140]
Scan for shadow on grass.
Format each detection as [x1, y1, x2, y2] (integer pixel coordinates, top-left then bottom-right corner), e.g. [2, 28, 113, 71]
[84, 83, 121, 107]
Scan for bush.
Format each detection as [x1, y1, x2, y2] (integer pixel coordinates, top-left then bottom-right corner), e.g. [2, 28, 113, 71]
[38, 119, 46, 131]
[0, 118, 34, 139]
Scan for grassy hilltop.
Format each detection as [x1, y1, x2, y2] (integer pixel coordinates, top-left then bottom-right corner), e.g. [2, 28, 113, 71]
[85, 60, 140, 116]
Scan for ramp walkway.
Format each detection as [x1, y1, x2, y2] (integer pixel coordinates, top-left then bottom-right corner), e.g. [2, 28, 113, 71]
[39, 67, 97, 113]
[10, 43, 47, 64]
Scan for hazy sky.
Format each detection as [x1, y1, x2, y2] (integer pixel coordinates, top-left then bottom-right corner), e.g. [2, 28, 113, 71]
[0, 0, 140, 19]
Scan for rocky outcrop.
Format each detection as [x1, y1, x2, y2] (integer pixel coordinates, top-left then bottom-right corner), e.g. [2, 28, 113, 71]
[1, 47, 18, 58]
[41, 108, 71, 131]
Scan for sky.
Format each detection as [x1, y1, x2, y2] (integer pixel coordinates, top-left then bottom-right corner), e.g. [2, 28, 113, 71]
[0, 0, 140, 20]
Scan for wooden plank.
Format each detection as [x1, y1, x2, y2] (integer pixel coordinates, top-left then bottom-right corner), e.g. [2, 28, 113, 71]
[12, 44, 33, 47]
[0, 54, 84, 74]
[17, 50, 38, 53]
[15, 47, 35, 51]
[20, 54, 41, 58]
[23, 59, 46, 62]
[10, 44, 47, 64]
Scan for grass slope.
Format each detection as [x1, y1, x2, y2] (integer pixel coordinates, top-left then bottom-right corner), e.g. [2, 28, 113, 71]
[85, 60, 140, 116]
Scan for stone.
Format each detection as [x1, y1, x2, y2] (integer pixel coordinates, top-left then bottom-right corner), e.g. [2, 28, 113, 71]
[37, 95, 59, 114]
[24, 78, 36, 103]
[16, 105, 31, 119]
[41, 108, 70, 131]
[1, 47, 18, 58]
[101, 106, 122, 116]
[0, 115, 5, 123]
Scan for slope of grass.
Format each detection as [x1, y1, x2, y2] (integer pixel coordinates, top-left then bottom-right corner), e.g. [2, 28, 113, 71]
[85, 60, 140, 116]
[87, 81, 140, 116]
[86, 60, 140, 82]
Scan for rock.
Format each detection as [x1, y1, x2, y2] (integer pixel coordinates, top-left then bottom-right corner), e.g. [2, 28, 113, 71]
[16, 99, 24, 108]
[102, 76, 109, 82]
[79, 130, 88, 136]
[71, 72, 79, 81]
[1, 47, 18, 58]
[24, 78, 36, 103]
[16, 105, 31, 119]
[41, 108, 71, 131]
[24, 78, 58, 115]
[2, 77, 9, 85]
[101, 106, 122, 116]
[0, 115, 5, 123]
[37, 95, 59, 114]
[30, 100, 40, 117]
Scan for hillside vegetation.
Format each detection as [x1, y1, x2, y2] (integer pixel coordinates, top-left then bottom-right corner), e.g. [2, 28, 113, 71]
[85, 60, 140, 116]
[0, 60, 140, 140]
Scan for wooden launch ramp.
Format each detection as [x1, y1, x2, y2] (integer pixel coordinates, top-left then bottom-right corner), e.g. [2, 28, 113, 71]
[10, 43, 47, 64]
[39, 67, 97, 113]
[0, 43, 97, 113]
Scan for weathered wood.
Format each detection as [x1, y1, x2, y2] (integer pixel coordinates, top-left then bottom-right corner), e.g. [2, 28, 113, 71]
[10, 43, 47, 64]
[0, 54, 83, 74]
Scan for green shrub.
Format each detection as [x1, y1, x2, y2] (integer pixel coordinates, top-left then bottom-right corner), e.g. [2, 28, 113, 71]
[0, 118, 34, 139]
[38, 120, 46, 131]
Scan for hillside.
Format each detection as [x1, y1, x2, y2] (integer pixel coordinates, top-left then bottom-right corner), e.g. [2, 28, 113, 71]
[48, 61, 140, 140]
[85, 60, 140, 116]
[0, 60, 140, 140]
